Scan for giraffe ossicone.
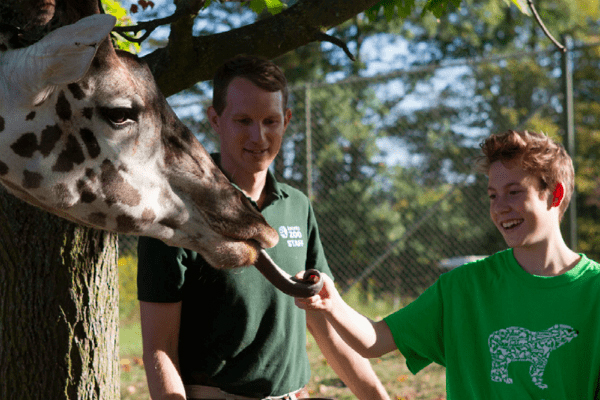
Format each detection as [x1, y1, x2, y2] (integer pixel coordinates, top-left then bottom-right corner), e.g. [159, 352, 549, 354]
[0, 12, 285, 273]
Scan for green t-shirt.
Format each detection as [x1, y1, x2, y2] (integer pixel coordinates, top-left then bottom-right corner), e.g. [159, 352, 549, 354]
[384, 249, 600, 399]
[137, 170, 332, 398]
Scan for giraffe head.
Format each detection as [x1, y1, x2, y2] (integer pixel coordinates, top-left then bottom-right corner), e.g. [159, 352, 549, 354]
[0, 12, 281, 269]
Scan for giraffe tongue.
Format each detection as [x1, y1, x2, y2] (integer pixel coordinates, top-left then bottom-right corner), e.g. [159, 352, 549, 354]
[254, 249, 323, 298]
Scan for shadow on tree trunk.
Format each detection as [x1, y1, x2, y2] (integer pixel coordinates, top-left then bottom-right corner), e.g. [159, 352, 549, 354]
[0, 188, 119, 399]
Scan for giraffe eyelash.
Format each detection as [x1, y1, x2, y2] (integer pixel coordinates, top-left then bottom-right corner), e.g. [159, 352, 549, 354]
[98, 106, 139, 128]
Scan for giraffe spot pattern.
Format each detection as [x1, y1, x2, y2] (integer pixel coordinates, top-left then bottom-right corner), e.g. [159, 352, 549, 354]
[85, 168, 97, 181]
[100, 159, 141, 207]
[115, 208, 156, 233]
[52, 134, 85, 172]
[10, 133, 38, 158]
[0, 160, 8, 176]
[0, 115, 4, 132]
[159, 217, 180, 230]
[39, 125, 63, 157]
[82, 107, 93, 120]
[22, 170, 43, 189]
[141, 208, 156, 224]
[77, 179, 97, 203]
[52, 183, 74, 208]
[116, 214, 137, 232]
[56, 91, 71, 121]
[9, 125, 63, 160]
[79, 128, 100, 158]
[88, 212, 107, 227]
[26, 111, 36, 121]
[67, 83, 86, 100]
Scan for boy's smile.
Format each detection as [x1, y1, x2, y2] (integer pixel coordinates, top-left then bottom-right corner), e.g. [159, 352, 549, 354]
[487, 160, 556, 250]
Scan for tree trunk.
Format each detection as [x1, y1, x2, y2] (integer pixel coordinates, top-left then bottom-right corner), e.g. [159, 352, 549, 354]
[0, 188, 119, 399]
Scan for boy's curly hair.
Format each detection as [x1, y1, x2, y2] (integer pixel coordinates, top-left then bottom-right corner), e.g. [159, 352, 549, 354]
[478, 130, 574, 220]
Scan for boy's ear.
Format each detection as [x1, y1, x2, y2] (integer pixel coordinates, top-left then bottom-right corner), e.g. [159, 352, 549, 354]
[552, 182, 565, 208]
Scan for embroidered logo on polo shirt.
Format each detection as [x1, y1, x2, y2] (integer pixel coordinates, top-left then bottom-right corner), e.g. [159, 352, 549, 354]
[278, 226, 304, 247]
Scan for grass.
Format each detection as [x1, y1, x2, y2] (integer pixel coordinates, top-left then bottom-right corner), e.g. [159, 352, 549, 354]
[119, 286, 446, 399]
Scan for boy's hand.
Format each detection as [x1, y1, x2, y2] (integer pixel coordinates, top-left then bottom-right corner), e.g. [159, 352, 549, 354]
[294, 272, 338, 313]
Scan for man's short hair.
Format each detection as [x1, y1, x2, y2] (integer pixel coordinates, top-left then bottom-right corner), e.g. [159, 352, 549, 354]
[212, 55, 289, 116]
[478, 130, 574, 220]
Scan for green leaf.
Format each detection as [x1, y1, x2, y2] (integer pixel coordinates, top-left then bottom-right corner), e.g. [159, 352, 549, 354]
[366, 0, 416, 21]
[249, 0, 285, 15]
[249, 0, 265, 13]
[422, 0, 461, 18]
[101, 0, 140, 53]
[503, 0, 531, 15]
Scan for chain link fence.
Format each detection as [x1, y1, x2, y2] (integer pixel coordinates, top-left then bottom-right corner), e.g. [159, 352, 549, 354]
[121, 43, 599, 297]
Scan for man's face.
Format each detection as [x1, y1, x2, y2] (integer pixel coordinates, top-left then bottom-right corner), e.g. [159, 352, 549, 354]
[208, 77, 291, 177]
[487, 160, 556, 249]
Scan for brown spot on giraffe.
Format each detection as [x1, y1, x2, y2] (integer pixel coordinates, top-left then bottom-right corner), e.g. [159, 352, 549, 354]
[0, 115, 4, 131]
[116, 214, 136, 233]
[67, 83, 86, 100]
[39, 125, 63, 157]
[53, 183, 75, 209]
[115, 208, 156, 233]
[56, 91, 71, 121]
[141, 208, 156, 224]
[100, 159, 141, 207]
[0, 161, 8, 176]
[22, 170, 43, 189]
[77, 179, 97, 203]
[85, 168, 97, 182]
[52, 134, 85, 172]
[88, 212, 107, 227]
[79, 128, 100, 158]
[26, 112, 36, 121]
[82, 107, 93, 120]
[11, 133, 38, 158]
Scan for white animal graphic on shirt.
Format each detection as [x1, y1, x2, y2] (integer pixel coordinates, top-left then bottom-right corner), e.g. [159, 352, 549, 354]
[488, 324, 578, 389]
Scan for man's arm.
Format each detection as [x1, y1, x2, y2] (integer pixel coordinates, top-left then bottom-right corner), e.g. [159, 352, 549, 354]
[140, 301, 186, 400]
[307, 310, 391, 400]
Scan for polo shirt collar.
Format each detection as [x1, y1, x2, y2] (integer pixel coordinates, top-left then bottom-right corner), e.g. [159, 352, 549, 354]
[210, 153, 288, 208]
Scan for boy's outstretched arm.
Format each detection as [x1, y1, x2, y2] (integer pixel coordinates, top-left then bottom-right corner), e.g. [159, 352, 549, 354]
[295, 273, 397, 358]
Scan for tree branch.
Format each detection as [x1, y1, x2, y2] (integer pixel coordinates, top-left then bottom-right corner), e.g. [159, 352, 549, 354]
[112, 0, 207, 44]
[316, 32, 356, 61]
[526, 0, 566, 52]
[143, 0, 381, 97]
[112, 12, 185, 43]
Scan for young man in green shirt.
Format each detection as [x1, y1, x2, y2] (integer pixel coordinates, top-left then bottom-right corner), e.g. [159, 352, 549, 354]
[137, 55, 390, 400]
[296, 130, 600, 399]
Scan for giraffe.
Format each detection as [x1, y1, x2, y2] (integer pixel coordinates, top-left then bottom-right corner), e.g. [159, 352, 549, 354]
[0, 1, 321, 296]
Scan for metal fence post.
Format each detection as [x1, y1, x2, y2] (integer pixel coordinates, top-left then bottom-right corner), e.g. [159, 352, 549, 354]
[561, 35, 577, 251]
[305, 84, 313, 201]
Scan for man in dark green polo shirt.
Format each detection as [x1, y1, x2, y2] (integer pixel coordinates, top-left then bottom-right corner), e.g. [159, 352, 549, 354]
[137, 55, 390, 400]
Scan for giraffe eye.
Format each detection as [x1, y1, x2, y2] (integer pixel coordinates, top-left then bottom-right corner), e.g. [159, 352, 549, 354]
[99, 106, 138, 128]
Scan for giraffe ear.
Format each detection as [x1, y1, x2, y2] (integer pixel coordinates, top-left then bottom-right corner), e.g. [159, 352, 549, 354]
[1, 14, 116, 106]
[36, 14, 116, 85]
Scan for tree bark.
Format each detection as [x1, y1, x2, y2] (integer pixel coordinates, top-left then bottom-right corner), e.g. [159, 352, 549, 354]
[0, 188, 119, 400]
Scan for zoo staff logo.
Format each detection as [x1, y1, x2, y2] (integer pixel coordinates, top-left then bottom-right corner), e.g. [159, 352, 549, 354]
[278, 226, 304, 248]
